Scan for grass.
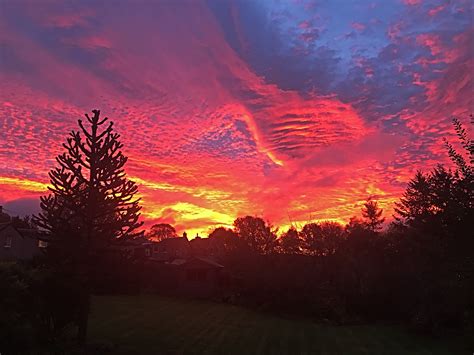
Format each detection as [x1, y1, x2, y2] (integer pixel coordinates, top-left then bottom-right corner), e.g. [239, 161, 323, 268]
[89, 295, 467, 354]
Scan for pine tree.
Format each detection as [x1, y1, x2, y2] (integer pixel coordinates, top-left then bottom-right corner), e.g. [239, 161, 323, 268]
[34, 109, 142, 344]
[361, 198, 385, 232]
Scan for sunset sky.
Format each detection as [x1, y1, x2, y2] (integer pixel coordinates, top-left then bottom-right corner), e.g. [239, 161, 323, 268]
[0, 0, 472, 237]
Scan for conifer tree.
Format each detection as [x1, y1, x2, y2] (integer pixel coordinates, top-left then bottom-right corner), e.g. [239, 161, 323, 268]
[443, 116, 473, 178]
[34, 109, 142, 344]
[361, 198, 385, 232]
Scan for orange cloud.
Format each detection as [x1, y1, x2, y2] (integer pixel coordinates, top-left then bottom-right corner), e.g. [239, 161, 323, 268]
[0, 0, 471, 237]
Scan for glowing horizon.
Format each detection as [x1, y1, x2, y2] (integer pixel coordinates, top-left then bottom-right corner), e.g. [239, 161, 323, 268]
[0, 0, 472, 237]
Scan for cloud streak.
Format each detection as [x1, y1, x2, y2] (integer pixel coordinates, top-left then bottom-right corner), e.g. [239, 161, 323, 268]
[0, 0, 471, 236]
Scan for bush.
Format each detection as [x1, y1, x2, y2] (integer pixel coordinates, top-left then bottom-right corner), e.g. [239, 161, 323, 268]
[0, 261, 79, 354]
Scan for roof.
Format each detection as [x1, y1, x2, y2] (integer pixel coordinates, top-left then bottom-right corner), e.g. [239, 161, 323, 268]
[0, 223, 27, 235]
[149, 254, 171, 262]
[157, 237, 189, 248]
[129, 236, 150, 245]
[169, 257, 224, 268]
[0, 223, 48, 241]
[195, 257, 224, 268]
[170, 258, 187, 266]
[0, 222, 13, 232]
[17, 228, 41, 239]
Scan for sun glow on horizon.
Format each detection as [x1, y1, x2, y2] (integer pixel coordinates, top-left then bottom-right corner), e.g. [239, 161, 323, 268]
[0, 0, 471, 236]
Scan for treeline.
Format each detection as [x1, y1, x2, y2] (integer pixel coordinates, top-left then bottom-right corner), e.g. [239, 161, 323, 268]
[0, 112, 472, 354]
[149, 117, 473, 334]
[204, 197, 384, 257]
[202, 174, 472, 332]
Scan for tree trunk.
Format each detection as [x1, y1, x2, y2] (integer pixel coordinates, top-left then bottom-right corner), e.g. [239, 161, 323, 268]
[77, 290, 90, 345]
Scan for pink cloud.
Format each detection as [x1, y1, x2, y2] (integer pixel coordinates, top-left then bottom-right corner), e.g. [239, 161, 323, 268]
[403, 0, 422, 6]
[0, 1, 471, 236]
[416, 33, 442, 56]
[351, 22, 366, 32]
[428, 4, 447, 17]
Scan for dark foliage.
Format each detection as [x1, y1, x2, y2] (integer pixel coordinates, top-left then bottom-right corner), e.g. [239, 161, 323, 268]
[8, 115, 472, 352]
[390, 118, 474, 333]
[212, 117, 473, 337]
[0, 261, 81, 354]
[146, 223, 177, 242]
[299, 221, 345, 256]
[278, 227, 302, 254]
[361, 198, 385, 232]
[32, 109, 143, 345]
[207, 227, 242, 258]
[233, 216, 278, 254]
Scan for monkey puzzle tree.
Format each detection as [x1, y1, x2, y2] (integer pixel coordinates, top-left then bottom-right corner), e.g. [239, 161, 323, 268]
[34, 109, 142, 345]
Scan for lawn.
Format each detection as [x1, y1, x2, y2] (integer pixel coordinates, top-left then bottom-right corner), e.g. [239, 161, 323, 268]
[89, 295, 465, 354]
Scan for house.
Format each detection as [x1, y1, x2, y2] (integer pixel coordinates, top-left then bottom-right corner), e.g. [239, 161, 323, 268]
[140, 234, 228, 298]
[189, 236, 215, 258]
[0, 223, 45, 261]
[112, 236, 150, 260]
[145, 235, 191, 262]
[171, 257, 225, 297]
[145, 256, 226, 298]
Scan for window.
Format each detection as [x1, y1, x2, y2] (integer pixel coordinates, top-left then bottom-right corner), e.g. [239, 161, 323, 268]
[145, 248, 151, 257]
[4, 235, 12, 248]
[38, 240, 48, 248]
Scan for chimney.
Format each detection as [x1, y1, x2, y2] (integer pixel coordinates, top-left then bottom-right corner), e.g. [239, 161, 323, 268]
[182, 231, 188, 240]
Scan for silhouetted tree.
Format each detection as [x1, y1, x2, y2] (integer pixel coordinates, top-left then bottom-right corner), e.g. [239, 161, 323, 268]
[361, 198, 385, 232]
[318, 221, 345, 254]
[339, 215, 382, 315]
[208, 227, 240, 254]
[442, 117, 473, 233]
[392, 166, 472, 330]
[234, 216, 278, 254]
[394, 171, 433, 229]
[208, 227, 237, 240]
[300, 223, 321, 256]
[443, 116, 473, 177]
[300, 222, 344, 256]
[33, 109, 142, 345]
[390, 116, 474, 332]
[278, 227, 302, 254]
[394, 165, 471, 238]
[146, 223, 177, 242]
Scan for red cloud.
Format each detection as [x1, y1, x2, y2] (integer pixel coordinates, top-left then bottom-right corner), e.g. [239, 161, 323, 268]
[0, 1, 471, 236]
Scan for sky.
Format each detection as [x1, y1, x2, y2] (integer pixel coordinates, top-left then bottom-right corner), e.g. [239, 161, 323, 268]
[0, 0, 472, 237]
